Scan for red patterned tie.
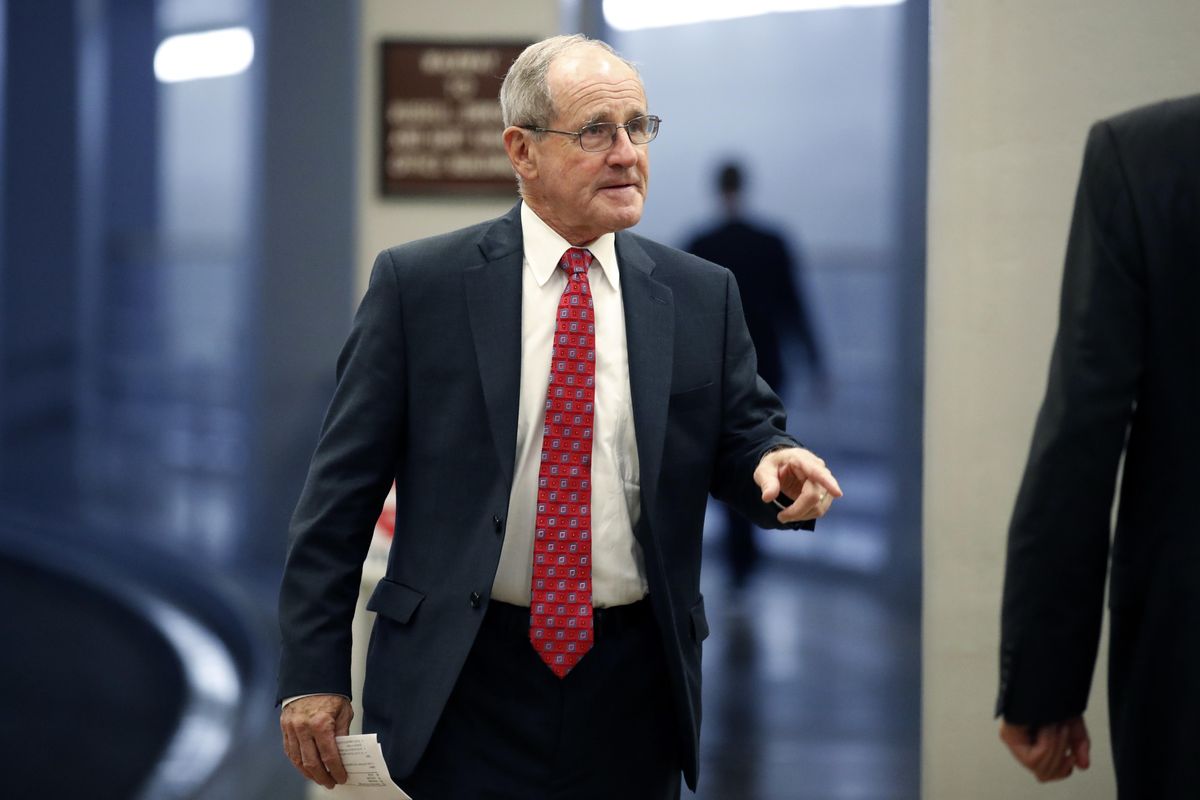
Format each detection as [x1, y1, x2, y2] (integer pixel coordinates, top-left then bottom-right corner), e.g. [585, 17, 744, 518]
[530, 247, 596, 677]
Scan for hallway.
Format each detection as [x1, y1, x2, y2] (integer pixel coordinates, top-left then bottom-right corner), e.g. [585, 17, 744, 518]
[687, 549, 920, 800]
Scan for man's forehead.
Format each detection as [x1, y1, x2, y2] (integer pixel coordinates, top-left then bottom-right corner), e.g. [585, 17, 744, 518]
[548, 48, 645, 116]
[550, 45, 634, 79]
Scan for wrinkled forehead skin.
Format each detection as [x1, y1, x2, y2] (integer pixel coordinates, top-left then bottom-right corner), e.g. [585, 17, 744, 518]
[546, 46, 647, 128]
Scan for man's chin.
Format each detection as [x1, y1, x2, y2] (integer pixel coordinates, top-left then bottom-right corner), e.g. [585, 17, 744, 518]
[599, 200, 644, 232]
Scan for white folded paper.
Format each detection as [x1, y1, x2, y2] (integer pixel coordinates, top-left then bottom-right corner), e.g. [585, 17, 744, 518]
[319, 734, 413, 799]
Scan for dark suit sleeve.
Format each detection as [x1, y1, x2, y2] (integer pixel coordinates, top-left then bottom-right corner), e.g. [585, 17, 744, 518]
[277, 250, 407, 703]
[996, 120, 1147, 724]
[709, 268, 809, 531]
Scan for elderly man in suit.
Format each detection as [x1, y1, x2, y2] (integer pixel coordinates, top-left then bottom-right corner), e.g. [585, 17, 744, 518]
[998, 94, 1200, 797]
[278, 34, 841, 799]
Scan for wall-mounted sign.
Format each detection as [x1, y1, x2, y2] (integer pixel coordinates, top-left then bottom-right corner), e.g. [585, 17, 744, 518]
[380, 40, 529, 195]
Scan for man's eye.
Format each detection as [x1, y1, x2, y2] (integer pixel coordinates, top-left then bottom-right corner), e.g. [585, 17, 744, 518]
[581, 124, 608, 138]
[626, 118, 647, 135]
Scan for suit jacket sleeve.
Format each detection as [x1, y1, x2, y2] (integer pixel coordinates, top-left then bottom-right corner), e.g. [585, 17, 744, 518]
[710, 268, 810, 531]
[276, 250, 407, 703]
[996, 119, 1147, 724]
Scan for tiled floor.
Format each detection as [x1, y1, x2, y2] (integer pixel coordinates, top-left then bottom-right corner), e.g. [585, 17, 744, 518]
[686, 552, 920, 800]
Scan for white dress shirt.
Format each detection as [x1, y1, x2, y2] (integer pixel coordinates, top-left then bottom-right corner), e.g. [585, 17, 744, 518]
[489, 203, 648, 608]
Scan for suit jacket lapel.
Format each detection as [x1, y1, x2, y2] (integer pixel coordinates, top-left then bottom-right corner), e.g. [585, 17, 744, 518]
[617, 232, 674, 527]
[465, 204, 524, 490]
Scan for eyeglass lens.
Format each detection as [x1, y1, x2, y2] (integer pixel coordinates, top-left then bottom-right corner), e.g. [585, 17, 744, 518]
[578, 116, 659, 151]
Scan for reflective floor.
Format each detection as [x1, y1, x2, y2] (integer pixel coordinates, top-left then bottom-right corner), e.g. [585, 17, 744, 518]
[686, 547, 920, 800]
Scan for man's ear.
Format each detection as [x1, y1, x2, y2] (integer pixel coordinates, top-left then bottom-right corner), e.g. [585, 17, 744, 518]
[503, 126, 538, 183]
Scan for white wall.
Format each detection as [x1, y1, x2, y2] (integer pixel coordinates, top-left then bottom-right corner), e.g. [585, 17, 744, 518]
[923, 2, 1200, 797]
[355, 0, 559, 291]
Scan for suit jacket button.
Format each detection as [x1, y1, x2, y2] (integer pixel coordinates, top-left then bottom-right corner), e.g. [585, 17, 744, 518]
[469, 591, 481, 608]
[492, 515, 503, 533]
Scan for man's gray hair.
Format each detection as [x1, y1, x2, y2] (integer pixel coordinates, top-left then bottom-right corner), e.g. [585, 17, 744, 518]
[499, 34, 639, 130]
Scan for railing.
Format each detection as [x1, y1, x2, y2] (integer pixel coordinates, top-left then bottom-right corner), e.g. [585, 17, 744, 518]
[0, 512, 277, 800]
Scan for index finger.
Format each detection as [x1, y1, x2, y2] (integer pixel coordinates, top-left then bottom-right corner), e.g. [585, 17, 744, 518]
[775, 456, 842, 500]
[315, 730, 349, 785]
[999, 722, 1036, 766]
[1030, 724, 1070, 780]
[798, 461, 842, 498]
[297, 733, 337, 789]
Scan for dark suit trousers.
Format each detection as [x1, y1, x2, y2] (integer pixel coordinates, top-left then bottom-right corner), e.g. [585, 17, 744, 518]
[398, 599, 682, 800]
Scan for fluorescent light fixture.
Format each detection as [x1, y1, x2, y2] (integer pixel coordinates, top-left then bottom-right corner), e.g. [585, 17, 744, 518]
[603, 0, 904, 30]
[154, 27, 254, 83]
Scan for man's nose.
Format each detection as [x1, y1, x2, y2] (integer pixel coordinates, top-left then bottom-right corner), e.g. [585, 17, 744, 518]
[606, 127, 638, 167]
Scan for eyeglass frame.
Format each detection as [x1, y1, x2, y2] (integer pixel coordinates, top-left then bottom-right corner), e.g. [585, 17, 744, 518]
[518, 114, 662, 152]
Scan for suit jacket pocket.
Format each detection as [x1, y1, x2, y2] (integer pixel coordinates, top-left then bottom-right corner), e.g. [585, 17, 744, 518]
[367, 577, 425, 624]
[690, 595, 709, 643]
[670, 381, 715, 411]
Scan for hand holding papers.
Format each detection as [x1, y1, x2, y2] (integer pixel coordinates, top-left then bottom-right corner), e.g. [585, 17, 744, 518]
[320, 734, 413, 799]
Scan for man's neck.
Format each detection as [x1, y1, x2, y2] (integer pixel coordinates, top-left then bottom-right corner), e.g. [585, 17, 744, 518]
[521, 196, 602, 247]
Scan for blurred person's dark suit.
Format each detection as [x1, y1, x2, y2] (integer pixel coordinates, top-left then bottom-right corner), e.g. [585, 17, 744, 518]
[686, 163, 826, 589]
[277, 36, 841, 800]
[997, 94, 1200, 796]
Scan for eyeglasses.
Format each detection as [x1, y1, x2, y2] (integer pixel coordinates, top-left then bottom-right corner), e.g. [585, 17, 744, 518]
[520, 114, 662, 152]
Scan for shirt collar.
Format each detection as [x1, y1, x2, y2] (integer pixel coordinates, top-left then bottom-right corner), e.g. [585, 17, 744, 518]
[520, 201, 619, 290]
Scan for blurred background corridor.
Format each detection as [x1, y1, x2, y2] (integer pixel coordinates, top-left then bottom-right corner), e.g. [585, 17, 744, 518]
[5, 0, 1195, 797]
[1, 2, 924, 797]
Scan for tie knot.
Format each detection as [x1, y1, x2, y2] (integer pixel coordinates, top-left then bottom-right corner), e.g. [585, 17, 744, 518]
[559, 247, 593, 277]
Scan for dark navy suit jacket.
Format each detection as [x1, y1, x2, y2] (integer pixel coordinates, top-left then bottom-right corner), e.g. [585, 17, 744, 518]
[278, 202, 805, 790]
[998, 95, 1200, 796]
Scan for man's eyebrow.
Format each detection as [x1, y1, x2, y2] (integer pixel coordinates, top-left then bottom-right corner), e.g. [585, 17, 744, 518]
[579, 112, 610, 127]
[580, 108, 648, 127]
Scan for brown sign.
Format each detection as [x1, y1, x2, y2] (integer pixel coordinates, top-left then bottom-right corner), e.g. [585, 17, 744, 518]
[380, 40, 529, 195]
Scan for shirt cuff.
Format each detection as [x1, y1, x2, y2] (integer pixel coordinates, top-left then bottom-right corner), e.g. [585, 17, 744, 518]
[282, 693, 350, 708]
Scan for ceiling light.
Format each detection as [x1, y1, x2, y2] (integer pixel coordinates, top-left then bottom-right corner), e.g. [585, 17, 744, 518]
[154, 27, 254, 84]
[603, 0, 904, 31]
